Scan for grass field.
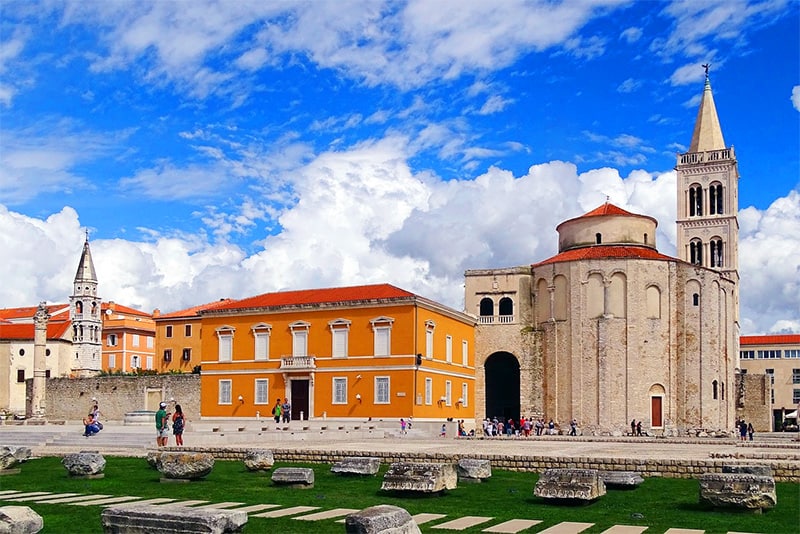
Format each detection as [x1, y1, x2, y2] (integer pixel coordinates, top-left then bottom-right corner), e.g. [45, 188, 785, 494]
[1, 457, 798, 533]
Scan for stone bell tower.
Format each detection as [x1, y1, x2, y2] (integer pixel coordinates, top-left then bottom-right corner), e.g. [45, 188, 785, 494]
[70, 234, 103, 376]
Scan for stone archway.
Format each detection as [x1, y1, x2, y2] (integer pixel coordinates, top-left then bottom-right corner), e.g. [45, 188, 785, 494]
[484, 351, 520, 423]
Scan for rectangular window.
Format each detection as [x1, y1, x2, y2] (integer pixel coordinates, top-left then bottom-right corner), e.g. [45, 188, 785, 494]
[255, 379, 269, 404]
[146, 336, 154, 349]
[108, 354, 116, 369]
[445, 335, 452, 363]
[332, 329, 348, 358]
[462, 340, 468, 366]
[757, 350, 781, 359]
[793, 369, 800, 384]
[163, 349, 172, 362]
[166, 325, 173, 338]
[219, 380, 232, 405]
[766, 369, 775, 405]
[333, 377, 348, 404]
[425, 329, 434, 359]
[374, 327, 390, 357]
[131, 355, 140, 369]
[219, 334, 232, 362]
[254, 332, 269, 361]
[185, 324, 192, 337]
[794, 388, 800, 405]
[375, 377, 390, 404]
[132, 334, 140, 347]
[145, 355, 153, 370]
[461, 382, 468, 407]
[425, 377, 432, 405]
[182, 348, 191, 361]
[16, 369, 24, 383]
[740, 350, 754, 359]
[445, 380, 452, 406]
[786, 350, 800, 359]
[107, 334, 117, 347]
[293, 331, 308, 357]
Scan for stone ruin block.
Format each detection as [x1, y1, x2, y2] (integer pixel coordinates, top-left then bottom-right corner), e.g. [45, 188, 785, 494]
[331, 457, 381, 476]
[145, 451, 162, 468]
[101, 504, 246, 534]
[345, 505, 421, 534]
[157, 452, 214, 481]
[0, 505, 43, 534]
[380, 462, 457, 494]
[722, 464, 773, 477]
[62, 452, 106, 478]
[534, 468, 606, 502]
[599, 470, 644, 489]
[699, 473, 776, 512]
[456, 458, 491, 483]
[243, 449, 274, 472]
[0, 446, 32, 471]
[271, 467, 315, 488]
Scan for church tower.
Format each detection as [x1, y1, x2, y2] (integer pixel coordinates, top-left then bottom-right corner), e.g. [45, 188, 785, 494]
[676, 70, 740, 292]
[70, 235, 102, 376]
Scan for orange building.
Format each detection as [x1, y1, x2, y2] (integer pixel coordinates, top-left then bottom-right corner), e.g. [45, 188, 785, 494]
[101, 302, 156, 372]
[153, 299, 234, 373]
[198, 284, 476, 423]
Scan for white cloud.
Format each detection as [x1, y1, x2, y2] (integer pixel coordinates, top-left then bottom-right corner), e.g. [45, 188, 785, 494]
[792, 85, 800, 112]
[617, 78, 642, 93]
[620, 27, 642, 43]
[478, 95, 514, 115]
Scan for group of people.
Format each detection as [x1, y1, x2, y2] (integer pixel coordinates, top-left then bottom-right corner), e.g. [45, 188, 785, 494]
[630, 419, 646, 436]
[481, 416, 566, 437]
[272, 398, 291, 423]
[737, 419, 755, 441]
[155, 401, 185, 447]
[82, 402, 102, 437]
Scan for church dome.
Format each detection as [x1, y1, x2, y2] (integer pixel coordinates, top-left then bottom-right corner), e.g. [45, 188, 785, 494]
[556, 202, 657, 253]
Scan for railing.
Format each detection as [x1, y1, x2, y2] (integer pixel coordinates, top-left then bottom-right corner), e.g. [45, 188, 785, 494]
[677, 147, 735, 165]
[478, 315, 515, 324]
[280, 356, 316, 369]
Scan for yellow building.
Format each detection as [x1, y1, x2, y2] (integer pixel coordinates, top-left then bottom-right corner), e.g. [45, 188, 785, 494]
[198, 284, 476, 423]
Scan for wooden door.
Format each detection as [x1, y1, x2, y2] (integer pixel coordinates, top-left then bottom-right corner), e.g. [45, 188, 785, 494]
[291, 379, 309, 421]
[651, 396, 663, 428]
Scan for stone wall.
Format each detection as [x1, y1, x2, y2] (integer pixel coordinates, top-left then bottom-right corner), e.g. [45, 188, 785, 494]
[39, 374, 200, 422]
[736, 372, 771, 432]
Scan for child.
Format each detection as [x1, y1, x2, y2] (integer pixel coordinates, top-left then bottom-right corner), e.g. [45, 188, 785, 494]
[440, 423, 447, 438]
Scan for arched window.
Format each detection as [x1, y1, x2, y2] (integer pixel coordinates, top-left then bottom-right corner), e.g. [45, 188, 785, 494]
[479, 298, 494, 317]
[595, 233, 602, 244]
[712, 379, 718, 400]
[710, 239, 723, 268]
[721, 382, 725, 400]
[644, 233, 648, 245]
[76, 301, 83, 314]
[498, 297, 513, 317]
[693, 293, 700, 306]
[689, 185, 703, 216]
[690, 239, 703, 266]
[709, 183, 723, 214]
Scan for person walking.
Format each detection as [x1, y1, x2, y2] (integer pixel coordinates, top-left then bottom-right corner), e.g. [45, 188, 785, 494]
[747, 422, 754, 441]
[281, 398, 291, 423]
[569, 419, 577, 436]
[272, 399, 282, 424]
[399, 418, 407, 434]
[172, 404, 185, 446]
[155, 402, 170, 447]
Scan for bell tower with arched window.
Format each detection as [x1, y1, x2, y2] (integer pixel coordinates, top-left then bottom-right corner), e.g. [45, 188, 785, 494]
[676, 70, 739, 288]
[70, 233, 103, 376]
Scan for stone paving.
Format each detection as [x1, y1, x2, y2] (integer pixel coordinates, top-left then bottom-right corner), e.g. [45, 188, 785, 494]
[0, 489, 763, 533]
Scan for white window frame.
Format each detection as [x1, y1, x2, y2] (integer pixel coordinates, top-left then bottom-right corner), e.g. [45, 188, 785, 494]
[425, 320, 435, 359]
[254, 379, 269, 404]
[146, 336, 154, 349]
[184, 324, 192, 337]
[145, 355, 153, 370]
[252, 323, 272, 361]
[461, 382, 468, 407]
[333, 377, 348, 404]
[462, 340, 468, 366]
[445, 380, 452, 406]
[370, 316, 394, 357]
[425, 377, 433, 405]
[445, 335, 452, 363]
[290, 321, 311, 358]
[216, 326, 235, 362]
[107, 334, 117, 347]
[165, 325, 173, 338]
[219, 379, 232, 405]
[108, 354, 116, 369]
[329, 319, 351, 358]
[131, 354, 140, 369]
[132, 334, 140, 347]
[375, 376, 390, 404]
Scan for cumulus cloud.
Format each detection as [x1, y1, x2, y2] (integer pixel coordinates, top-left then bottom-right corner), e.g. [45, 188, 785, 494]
[792, 85, 800, 112]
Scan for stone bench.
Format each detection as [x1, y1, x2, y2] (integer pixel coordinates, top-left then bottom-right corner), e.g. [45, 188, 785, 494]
[534, 468, 606, 502]
[699, 473, 776, 512]
[380, 462, 457, 494]
[456, 458, 491, 483]
[62, 452, 106, 479]
[599, 470, 644, 489]
[101, 504, 247, 533]
[345, 505, 420, 534]
[331, 457, 381, 476]
[272, 467, 314, 488]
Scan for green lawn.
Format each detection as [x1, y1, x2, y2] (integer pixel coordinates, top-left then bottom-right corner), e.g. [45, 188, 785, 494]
[1, 457, 798, 533]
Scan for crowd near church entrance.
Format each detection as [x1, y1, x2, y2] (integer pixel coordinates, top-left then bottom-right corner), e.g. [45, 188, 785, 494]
[484, 352, 520, 423]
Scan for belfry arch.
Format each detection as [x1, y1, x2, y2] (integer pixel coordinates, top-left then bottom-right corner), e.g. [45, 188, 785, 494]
[484, 351, 520, 423]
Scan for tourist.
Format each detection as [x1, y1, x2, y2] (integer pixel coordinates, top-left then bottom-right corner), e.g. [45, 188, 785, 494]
[272, 399, 282, 424]
[631, 419, 636, 436]
[155, 402, 170, 447]
[440, 423, 447, 437]
[281, 398, 291, 423]
[739, 420, 748, 441]
[82, 411, 99, 437]
[91, 403, 103, 431]
[747, 422, 754, 441]
[636, 420, 642, 436]
[569, 418, 577, 436]
[458, 419, 465, 436]
[548, 419, 555, 435]
[172, 404, 185, 446]
[400, 418, 407, 434]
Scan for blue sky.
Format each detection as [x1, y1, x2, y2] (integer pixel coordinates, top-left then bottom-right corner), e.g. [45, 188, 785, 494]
[1, 0, 798, 334]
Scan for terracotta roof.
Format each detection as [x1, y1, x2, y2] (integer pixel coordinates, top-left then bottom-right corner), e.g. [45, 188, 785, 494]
[0, 321, 71, 341]
[102, 302, 152, 318]
[211, 284, 416, 312]
[580, 203, 638, 218]
[0, 304, 70, 321]
[158, 299, 237, 319]
[533, 245, 675, 267]
[740, 334, 800, 346]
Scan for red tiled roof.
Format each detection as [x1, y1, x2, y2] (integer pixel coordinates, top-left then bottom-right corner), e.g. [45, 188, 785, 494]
[533, 245, 674, 267]
[0, 321, 71, 340]
[158, 299, 237, 319]
[211, 284, 415, 312]
[0, 304, 70, 321]
[581, 203, 638, 218]
[102, 302, 152, 318]
[740, 334, 800, 346]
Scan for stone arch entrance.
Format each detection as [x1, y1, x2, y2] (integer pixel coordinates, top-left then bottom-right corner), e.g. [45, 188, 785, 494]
[484, 352, 520, 423]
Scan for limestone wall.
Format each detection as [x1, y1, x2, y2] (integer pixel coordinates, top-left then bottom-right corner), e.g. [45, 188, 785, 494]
[39, 374, 200, 422]
[736, 372, 771, 432]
